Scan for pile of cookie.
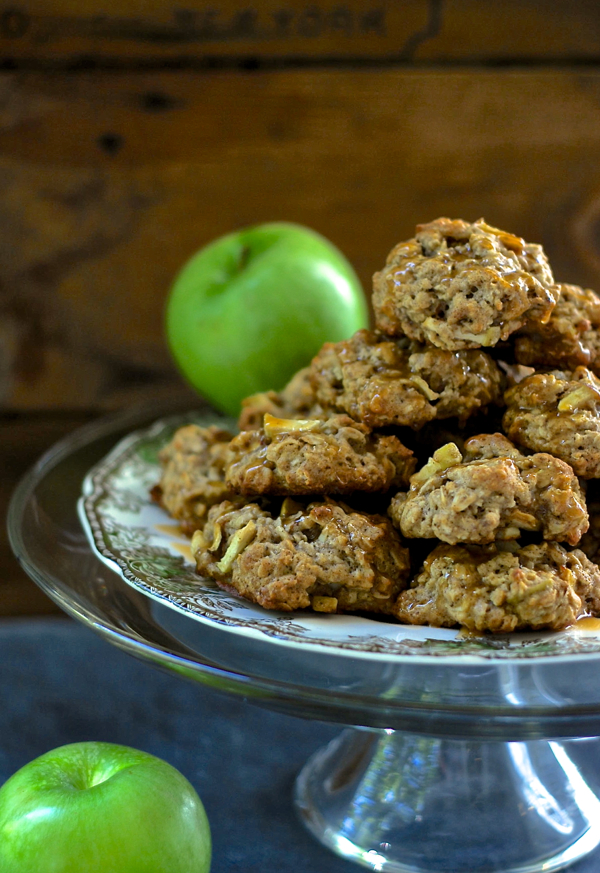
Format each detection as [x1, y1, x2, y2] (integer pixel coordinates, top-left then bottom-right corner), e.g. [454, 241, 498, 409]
[153, 218, 600, 633]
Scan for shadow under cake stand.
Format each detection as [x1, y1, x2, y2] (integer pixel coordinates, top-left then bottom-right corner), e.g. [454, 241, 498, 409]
[9, 403, 600, 873]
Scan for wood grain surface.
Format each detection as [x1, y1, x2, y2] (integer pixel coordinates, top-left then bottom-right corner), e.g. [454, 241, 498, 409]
[1, 1, 599, 64]
[2, 69, 600, 411]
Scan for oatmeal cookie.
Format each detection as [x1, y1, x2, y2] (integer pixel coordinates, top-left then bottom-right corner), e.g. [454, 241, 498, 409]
[309, 329, 503, 429]
[394, 542, 600, 632]
[238, 367, 321, 431]
[152, 424, 237, 534]
[226, 413, 416, 496]
[514, 284, 600, 373]
[390, 434, 588, 546]
[503, 367, 600, 478]
[192, 498, 410, 613]
[373, 218, 558, 350]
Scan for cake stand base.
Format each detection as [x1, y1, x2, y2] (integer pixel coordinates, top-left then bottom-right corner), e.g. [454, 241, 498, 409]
[295, 729, 600, 873]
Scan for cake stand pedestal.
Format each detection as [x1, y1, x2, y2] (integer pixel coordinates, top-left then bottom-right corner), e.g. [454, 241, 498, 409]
[296, 729, 600, 873]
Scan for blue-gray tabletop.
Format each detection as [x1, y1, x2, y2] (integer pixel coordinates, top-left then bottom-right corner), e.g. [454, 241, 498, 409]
[2, 617, 600, 873]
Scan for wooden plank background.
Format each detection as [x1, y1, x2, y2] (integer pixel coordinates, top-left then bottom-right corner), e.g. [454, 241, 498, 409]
[3, 4, 600, 614]
[3, 68, 600, 411]
[1, 1, 600, 63]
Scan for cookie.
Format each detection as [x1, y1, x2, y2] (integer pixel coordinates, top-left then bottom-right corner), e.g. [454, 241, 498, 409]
[504, 367, 600, 478]
[152, 424, 236, 534]
[390, 434, 588, 546]
[238, 367, 321, 431]
[226, 413, 416, 496]
[373, 217, 558, 350]
[309, 328, 503, 429]
[394, 541, 600, 632]
[514, 283, 600, 373]
[192, 498, 410, 614]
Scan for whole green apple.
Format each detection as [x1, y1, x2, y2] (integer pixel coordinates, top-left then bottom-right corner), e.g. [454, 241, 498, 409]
[0, 742, 211, 873]
[166, 222, 368, 415]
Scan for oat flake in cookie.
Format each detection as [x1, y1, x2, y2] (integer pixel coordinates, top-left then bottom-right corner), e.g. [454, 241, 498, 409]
[390, 434, 588, 546]
[192, 498, 411, 614]
[373, 218, 558, 350]
[394, 542, 600, 633]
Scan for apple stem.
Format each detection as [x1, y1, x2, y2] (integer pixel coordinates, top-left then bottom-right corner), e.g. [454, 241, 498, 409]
[238, 245, 251, 272]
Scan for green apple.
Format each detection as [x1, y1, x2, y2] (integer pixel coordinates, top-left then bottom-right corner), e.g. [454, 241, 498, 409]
[166, 222, 368, 415]
[0, 742, 211, 873]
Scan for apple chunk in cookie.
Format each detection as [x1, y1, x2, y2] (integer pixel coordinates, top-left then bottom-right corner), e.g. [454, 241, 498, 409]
[192, 498, 410, 614]
[389, 434, 588, 546]
[226, 413, 416, 496]
[373, 217, 558, 350]
[503, 367, 600, 478]
[309, 329, 503, 430]
[394, 542, 600, 633]
[238, 366, 322, 432]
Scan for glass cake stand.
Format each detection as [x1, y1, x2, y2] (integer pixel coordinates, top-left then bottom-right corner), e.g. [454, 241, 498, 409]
[9, 401, 600, 873]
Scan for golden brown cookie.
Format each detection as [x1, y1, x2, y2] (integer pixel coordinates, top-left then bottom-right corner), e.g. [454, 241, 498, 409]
[503, 367, 600, 478]
[226, 413, 416, 496]
[390, 434, 588, 546]
[394, 541, 600, 632]
[373, 217, 558, 350]
[152, 424, 237, 535]
[514, 283, 600, 373]
[192, 498, 410, 614]
[309, 328, 503, 429]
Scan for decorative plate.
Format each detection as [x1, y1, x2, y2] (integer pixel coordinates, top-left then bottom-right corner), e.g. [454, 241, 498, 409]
[79, 413, 600, 662]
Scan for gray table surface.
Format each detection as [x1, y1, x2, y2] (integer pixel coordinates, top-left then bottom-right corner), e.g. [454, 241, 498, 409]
[1, 617, 600, 873]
